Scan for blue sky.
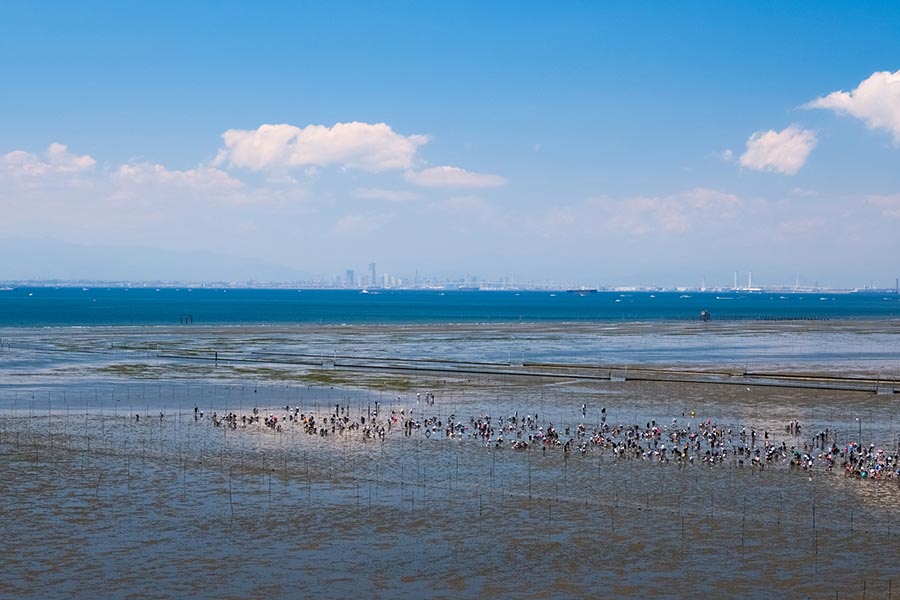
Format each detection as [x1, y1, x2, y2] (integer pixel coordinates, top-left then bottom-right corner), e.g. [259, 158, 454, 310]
[2, 1, 900, 287]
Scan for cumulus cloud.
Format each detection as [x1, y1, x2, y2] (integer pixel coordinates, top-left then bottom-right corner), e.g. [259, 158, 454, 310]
[404, 166, 506, 188]
[116, 163, 243, 191]
[47, 143, 97, 172]
[216, 122, 428, 172]
[1, 142, 96, 177]
[806, 70, 900, 141]
[354, 187, 418, 203]
[739, 125, 817, 175]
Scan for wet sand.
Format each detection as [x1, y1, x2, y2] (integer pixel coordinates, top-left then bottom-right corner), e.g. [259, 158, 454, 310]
[1, 324, 899, 598]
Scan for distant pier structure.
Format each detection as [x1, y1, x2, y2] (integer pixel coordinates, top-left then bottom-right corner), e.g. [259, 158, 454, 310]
[180, 314, 194, 325]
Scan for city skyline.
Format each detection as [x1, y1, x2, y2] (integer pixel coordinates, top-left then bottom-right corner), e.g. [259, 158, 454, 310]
[2, 2, 900, 287]
[3, 265, 899, 294]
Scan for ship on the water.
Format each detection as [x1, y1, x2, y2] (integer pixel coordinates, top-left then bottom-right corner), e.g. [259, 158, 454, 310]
[566, 287, 598, 296]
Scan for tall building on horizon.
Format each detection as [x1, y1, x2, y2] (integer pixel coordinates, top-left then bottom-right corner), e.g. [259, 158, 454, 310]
[368, 262, 376, 287]
[345, 269, 355, 287]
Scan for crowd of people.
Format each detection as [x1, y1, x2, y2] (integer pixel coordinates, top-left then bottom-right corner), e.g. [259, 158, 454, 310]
[182, 393, 900, 483]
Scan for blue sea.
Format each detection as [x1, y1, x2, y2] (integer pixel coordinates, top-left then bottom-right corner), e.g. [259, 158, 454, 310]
[1, 287, 899, 326]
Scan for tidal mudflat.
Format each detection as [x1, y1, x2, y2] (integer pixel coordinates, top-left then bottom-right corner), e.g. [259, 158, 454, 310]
[1, 324, 898, 599]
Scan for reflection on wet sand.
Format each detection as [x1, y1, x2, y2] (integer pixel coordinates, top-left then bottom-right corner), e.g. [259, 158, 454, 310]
[1, 369, 898, 599]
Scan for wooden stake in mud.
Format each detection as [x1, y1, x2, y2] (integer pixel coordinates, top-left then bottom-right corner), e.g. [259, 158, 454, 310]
[229, 466, 235, 524]
[812, 497, 816, 530]
[528, 450, 532, 499]
[490, 450, 495, 503]
[548, 499, 552, 529]
[741, 514, 746, 550]
[48, 394, 52, 459]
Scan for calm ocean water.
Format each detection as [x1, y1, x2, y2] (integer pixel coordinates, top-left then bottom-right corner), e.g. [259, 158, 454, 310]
[1, 287, 899, 326]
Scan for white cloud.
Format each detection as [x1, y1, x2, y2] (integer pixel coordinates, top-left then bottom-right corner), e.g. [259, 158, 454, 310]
[404, 166, 506, 188]
[739, 125, 817, 175]
[1, 151, 52, 177]
[47, 143, 97, 172]
[432, 188, 746, 242]
[788, 187, 818, 198]
[437, 195, 495, 218]
[805, 70, 900, 141]
[354, 187, 418, 203]
[116, 163, 243, 191]
[777, 217, 827, 236]
[1, 143, 96, 177]
[602, 188, 742, 235]
[478, 189, 749, 244]
[867, 194, 900, 217]
[216, 122, 428, 172]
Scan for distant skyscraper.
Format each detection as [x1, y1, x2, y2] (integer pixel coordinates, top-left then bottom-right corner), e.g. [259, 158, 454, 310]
[368, 262, 376, 287]
[345, 269, 355, 287]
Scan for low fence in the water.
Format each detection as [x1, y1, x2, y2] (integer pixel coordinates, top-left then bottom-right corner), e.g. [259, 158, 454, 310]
[148, 348, 900, 395]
